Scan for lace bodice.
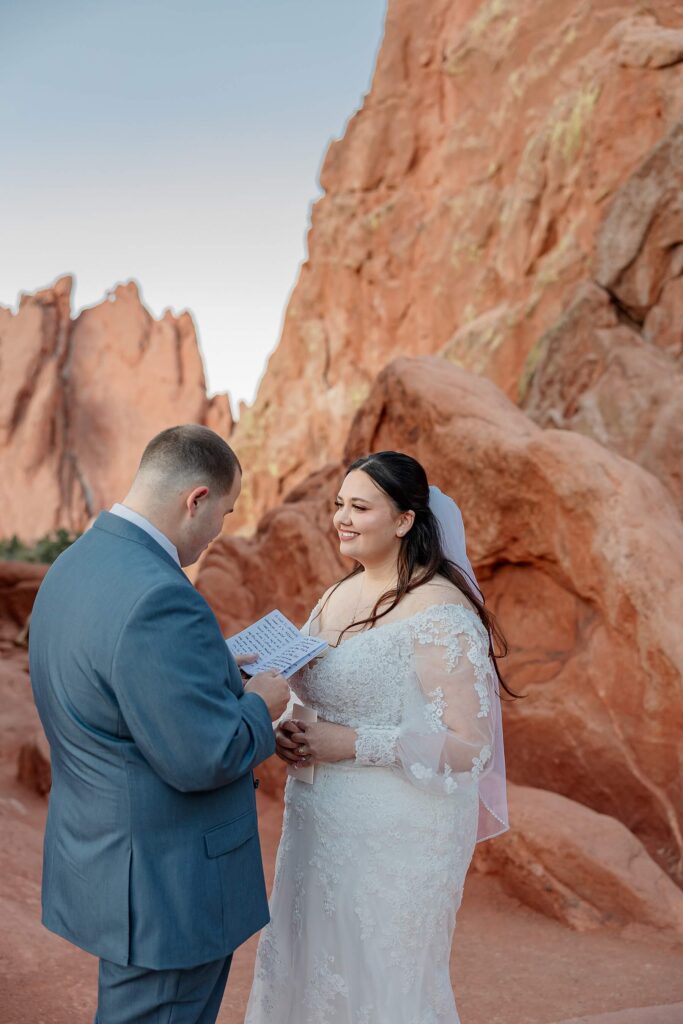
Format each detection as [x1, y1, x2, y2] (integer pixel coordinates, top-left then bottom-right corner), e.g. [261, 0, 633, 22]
[296, 601, 497, 797]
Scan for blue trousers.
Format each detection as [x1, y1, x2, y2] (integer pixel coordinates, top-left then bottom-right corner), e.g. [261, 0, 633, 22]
[95, 954, 232, 1024]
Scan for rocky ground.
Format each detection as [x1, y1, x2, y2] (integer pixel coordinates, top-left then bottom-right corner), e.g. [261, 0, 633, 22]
[1, 641, 682, 1024]
[2, 768, 683, 1022]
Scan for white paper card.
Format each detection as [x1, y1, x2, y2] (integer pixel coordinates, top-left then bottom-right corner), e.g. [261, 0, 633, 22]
[287, 703, 318, 785]
[226, 609, 328, 679]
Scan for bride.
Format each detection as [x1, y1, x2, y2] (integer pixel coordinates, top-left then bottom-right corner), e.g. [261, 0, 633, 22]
[245, 451, 512, 1024]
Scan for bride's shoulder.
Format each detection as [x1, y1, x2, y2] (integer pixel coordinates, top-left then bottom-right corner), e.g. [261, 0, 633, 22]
[403, 576, 478, 621]
[311, 575, 358, 624]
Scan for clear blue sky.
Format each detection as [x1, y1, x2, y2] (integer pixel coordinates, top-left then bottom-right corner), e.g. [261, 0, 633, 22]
[0, 0, 386, 410]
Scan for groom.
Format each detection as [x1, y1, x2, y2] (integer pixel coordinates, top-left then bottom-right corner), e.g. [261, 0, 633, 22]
[29, 424, 289, 1023]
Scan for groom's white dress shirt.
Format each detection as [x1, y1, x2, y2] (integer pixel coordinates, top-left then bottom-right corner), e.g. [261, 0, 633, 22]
[110, 503, 181, 567]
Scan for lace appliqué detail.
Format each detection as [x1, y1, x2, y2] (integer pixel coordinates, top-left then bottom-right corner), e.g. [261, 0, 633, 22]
[443, 764, 459, 794]
[409, 761, 460, 793]
[302, 951, 348, 1024]
[424, 686, 446, 731]
[355, 726, 399, 767]
[471, 744, 492, 780]
[467, 643, 492, 718]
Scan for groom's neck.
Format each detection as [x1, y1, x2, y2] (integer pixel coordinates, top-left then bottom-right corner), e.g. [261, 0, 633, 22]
[120, 487, 180, 549]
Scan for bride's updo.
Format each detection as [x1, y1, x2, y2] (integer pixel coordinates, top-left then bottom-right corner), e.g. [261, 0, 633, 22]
[328, 451, 513, 696]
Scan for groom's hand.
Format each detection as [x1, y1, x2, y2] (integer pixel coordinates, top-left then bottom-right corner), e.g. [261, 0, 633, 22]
[244, 671, 290, 721]
[235, 653, 259, 669]
[236, 653, 259, 681]
[275, 720, 302, 765]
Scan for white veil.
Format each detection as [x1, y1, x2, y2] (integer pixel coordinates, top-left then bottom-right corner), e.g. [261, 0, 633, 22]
[428, 485, 482, 599]
[428, 485, 509, 842]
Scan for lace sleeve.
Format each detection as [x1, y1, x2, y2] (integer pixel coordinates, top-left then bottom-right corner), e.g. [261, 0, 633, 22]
[355, 604, 495, 791]
[400, 604, 496, 795]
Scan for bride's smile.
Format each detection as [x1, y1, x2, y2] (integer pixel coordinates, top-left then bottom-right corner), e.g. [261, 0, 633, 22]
[333, 468, 416, 563]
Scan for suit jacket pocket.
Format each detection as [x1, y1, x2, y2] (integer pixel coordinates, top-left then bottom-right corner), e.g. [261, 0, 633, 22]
[204, 811, 257, 858]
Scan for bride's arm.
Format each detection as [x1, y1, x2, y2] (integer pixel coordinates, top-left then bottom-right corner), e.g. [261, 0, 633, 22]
[354, 604, 496, 793]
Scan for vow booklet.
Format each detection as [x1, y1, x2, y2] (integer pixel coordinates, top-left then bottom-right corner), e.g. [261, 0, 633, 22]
[226, 609, 328, 680]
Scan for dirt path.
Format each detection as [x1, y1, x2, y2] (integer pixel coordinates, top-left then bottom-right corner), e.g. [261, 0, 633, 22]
[2, 782, 683, 1024]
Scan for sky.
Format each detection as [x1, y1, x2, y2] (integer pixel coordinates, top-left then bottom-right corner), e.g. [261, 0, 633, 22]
[0, 0, 386, 412]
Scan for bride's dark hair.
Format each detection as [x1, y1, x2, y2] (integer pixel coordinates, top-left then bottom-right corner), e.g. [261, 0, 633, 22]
[319, 450, 517, 699]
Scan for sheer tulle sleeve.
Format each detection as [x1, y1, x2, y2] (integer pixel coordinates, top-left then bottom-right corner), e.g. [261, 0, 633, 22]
[355, 603, 509, 842]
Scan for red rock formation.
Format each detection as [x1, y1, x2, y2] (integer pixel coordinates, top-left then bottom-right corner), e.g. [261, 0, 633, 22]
[197, 357, 683, 885]
[522, 281, 683, 513]
[594, 118, 683, 333]
[474, 784, 683, 935]
[522, 122, 683, 511]
[0, 563, 47, 631]
[0, 277, 72, 542]
[0, 278, 233, 541]
[17, 732, 51, 797]
[228, 0, 683, 532]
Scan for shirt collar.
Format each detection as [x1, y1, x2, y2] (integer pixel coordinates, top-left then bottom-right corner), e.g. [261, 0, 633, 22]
[109, 503, 181, 567]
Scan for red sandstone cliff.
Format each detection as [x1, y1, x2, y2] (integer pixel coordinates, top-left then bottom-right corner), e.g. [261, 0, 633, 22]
[0, 277, 233, 541]
[197, 358, 683, 887]
[228, 0, 683, 532]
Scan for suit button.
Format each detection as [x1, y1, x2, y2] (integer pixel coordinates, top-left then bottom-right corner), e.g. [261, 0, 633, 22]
[254, 778, 260, 789]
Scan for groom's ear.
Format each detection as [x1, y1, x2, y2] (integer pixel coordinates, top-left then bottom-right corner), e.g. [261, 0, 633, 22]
[186, 486, 210, 515]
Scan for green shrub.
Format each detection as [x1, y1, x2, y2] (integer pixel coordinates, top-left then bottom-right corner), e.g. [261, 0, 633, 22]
[0, 528, 80, 564]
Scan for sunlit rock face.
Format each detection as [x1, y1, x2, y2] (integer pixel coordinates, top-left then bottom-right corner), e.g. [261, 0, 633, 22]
[198, 357, 683, 886]
[522, 121, 683, 513]
[0, 277, 233, 540]
[228, 0, 683, 533]
[473, 783, 683, 936]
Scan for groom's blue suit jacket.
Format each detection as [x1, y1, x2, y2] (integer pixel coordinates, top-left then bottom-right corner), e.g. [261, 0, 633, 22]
[29, 512, 276, 970]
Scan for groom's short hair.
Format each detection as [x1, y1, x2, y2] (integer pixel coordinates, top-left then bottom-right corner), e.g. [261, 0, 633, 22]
[138, 425, 241, 493]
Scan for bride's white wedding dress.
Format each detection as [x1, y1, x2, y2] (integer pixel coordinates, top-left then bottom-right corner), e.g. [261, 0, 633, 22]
[245, 591, 507, 1024]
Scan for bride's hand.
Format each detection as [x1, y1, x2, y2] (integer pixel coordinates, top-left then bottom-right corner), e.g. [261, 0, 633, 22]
[275, 720, 303, 766]
[283, 719, 357, 765]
